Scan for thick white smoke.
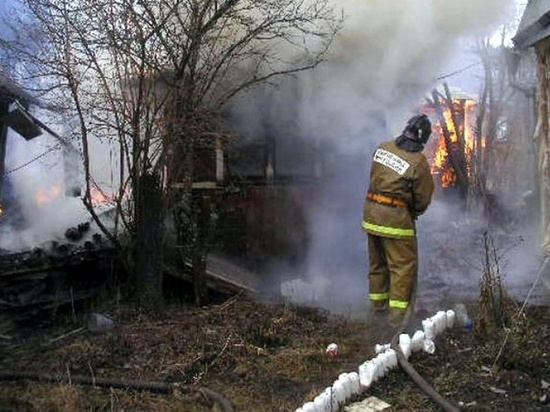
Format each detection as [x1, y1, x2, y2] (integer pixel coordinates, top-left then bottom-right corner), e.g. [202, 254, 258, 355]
[3, 0, 532, 310]
[248, 0, 521, 314]
[0, 107, 116, 252]
[298, 0, 515, 146]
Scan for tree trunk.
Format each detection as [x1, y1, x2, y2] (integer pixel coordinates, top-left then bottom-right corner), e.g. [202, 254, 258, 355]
[193, 194, 211, 306]
[135, 172, 164, 308]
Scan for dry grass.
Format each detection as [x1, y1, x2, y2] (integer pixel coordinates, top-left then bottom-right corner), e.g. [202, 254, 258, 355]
[0, 294, 548, 412]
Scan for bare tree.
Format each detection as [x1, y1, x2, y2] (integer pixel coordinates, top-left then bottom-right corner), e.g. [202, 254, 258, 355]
[2, 0, 341, 306]
[473, 39, 532, 230]
[425, 39, 532, 230]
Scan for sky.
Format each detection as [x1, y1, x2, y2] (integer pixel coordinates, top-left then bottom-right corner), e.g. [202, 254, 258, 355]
[436, 1, 528, 95]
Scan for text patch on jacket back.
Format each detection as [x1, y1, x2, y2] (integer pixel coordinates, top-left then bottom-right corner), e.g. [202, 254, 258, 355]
[373, 149, 410, 175]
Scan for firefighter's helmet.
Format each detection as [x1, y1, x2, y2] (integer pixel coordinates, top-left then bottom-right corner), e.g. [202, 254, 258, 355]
[404, 114, 432, 144]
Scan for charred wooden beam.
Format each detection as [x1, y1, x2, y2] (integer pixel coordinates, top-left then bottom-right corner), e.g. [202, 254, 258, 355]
[0, 240, 118, 323]
[165, 253, 258, 297]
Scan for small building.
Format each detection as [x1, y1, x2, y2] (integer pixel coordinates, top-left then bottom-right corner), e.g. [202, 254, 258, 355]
[0, 72, 42, 204]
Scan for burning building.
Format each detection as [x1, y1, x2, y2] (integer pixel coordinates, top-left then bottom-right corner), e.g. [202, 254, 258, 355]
[0, 73, 122, 325]
[421, 86, 478, 198]
[420, 77, 538, 233]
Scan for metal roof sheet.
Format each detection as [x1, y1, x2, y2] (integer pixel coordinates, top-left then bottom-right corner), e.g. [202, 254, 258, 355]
[0, 72, 34, 106]
[514, 0, 550, 48]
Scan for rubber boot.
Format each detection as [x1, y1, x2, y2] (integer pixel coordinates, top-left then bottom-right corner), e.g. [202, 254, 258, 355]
[371, 299, 388, 314]
[367, 301, 390, 343]
[389, 307, 407, 329]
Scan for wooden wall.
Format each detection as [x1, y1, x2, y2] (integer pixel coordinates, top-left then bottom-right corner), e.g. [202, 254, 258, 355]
[534, 38, 550, 253]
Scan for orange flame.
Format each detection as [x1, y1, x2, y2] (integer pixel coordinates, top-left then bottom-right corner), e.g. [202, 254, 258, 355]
[89, 187, 115, 206]
[35, 184, 63, 205]
[33, 183, 115, 208]
[426, 98, 478, 188]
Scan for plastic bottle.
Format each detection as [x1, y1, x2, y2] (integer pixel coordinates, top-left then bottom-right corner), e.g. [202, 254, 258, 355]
[411, 330, 425, 352]
[384, 348, 398, 369]
[301, 402, 316, 412]
[422, 318, 435, 340]
[373, 353, 385, 380]
[313, 393, 328, 411]
[348, 372, 361, 396]
[332, 379, 346, 406]
[375, 343, 391, 354]
[434, 311, 448, 335]
[423, 338, 436, 354]
[336, 374, 347, 401]
[323, 387, 336, 411]
[454, 303, 473, 330]
[379, 351, 391, 373]
[359, 360, 377, 387]
[399, 333, 412, 359]
[358, 361, 371, 388]
[454, 303, 467, 325]
[327, 385, 340, 411]
[446, 309, 456, 329]
[345, 375, 353, 400]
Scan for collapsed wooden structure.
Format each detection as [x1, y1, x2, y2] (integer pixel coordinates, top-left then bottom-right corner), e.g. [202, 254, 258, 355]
[0, 223, 116, 317]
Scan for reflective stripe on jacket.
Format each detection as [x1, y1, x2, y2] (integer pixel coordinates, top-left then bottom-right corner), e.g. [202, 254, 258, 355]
[362, 139, 434, 239]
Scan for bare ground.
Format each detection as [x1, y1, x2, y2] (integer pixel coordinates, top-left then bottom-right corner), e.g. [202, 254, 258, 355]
[0, 292, 549, 412]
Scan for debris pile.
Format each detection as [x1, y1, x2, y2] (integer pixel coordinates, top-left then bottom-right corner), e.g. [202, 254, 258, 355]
[0, 222, 116, 325]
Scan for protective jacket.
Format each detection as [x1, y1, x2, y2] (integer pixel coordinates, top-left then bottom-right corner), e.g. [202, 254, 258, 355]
[362, 139, 434, 238]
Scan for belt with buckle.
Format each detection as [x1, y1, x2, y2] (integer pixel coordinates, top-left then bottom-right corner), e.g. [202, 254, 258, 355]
[367, 192, 407, 208]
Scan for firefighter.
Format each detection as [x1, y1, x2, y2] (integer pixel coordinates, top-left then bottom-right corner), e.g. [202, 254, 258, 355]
[362, 114, 434, 327]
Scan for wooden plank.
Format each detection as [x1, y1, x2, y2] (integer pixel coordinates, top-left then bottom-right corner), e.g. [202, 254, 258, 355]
[165, 255, 258, 296]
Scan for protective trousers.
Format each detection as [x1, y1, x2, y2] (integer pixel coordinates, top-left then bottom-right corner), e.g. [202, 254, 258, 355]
[367, 233, 417, 320]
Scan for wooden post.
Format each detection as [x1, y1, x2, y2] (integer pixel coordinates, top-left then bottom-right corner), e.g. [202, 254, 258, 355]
[193, 194, 211, 306]
[135, 172, 164, 308]
[264, 135, 275, 183]
[215, 135, 224, 183]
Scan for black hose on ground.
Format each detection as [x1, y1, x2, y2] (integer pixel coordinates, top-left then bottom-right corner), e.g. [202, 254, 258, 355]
[389, 286, 460, 412]
[0, 371, 234, 412]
